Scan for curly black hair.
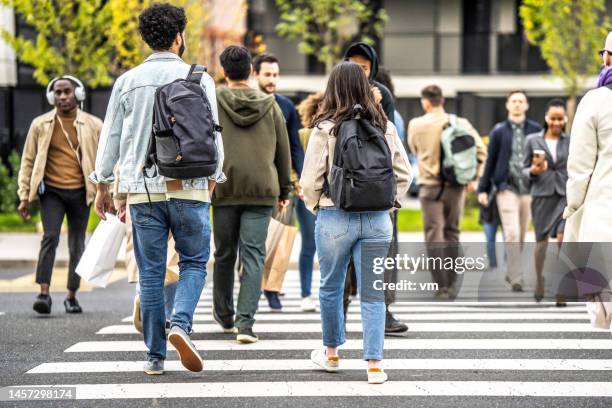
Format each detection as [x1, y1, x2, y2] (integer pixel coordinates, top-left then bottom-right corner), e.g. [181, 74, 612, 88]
[138, 3, 186, 51]
[220, 45, 252, 81]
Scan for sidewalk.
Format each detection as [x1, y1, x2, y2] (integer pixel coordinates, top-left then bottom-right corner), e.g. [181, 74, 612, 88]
[0, 230, 510, 268]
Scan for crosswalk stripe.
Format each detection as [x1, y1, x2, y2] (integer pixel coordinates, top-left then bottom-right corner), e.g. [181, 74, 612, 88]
[8, 381, 612, 398]
[26, 358, 612, 374]
[120, 312, 590, 323]
[196, 299, 588, 306]
[97, 322, 602, 335]
[64, 338, 612, 353]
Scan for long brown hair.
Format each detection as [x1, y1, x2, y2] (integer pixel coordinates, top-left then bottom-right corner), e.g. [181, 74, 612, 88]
[311, 62, 387, 136]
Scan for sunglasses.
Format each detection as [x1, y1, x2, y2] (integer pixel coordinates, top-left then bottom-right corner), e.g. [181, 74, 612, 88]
[599, 49, 612, 57]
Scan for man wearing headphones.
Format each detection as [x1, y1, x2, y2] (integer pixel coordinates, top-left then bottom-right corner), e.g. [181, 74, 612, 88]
[17, 75, 102, 314]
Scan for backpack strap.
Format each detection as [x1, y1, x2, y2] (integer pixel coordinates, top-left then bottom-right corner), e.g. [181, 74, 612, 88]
[187, 64, 207, 84]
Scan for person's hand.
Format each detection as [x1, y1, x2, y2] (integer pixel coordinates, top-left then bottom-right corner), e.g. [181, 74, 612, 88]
[278, 199, 290, 213]
[478, 192, 489, 206]
[530, 160, 548, 176]
[94, 184, 115, 221]
[466, 180, 478, 193]
[118, 205, 127, 223]
[208, 179, 216, 196]
[17, 200, 30, 221]
[295, 183, 305, 201]
[371, 86, 382, 104]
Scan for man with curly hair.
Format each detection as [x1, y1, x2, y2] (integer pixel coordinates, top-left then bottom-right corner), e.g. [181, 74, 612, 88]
[90, 3, 225, 375]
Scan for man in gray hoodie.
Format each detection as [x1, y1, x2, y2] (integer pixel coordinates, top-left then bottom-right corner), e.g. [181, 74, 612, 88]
[212, 45, 292, 344]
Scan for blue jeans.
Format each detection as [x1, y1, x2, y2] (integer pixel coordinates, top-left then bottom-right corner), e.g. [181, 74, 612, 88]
[136, 281, 177, 321]
[315, 207, 392, 361]
[483, 221, 499, 268]
[295, 197, 316, 298]
[130, 200, 211, 361]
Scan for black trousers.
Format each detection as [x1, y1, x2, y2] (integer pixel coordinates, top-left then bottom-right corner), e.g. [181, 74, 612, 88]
[35, 186, 90, 292]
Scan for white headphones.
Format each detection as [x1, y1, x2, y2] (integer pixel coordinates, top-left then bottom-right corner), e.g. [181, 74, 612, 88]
[46, 75, 86, 105]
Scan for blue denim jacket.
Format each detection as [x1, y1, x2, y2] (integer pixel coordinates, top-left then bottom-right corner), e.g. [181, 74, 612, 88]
[90, 52, 226, 193]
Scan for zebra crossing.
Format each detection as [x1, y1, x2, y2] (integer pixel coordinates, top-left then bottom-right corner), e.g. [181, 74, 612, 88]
[8, 270, 612, 403]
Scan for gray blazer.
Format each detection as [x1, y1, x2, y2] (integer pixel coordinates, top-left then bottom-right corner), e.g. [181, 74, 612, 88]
[523, 130, 569, 197]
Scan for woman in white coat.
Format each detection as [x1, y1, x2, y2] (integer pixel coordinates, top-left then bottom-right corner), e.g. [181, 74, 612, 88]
[563, 34, 612, 242]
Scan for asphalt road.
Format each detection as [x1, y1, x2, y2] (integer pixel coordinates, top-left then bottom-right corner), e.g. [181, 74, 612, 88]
[1, 266, 612, 408]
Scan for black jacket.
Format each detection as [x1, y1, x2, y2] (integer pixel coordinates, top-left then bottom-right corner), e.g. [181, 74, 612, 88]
[274, 93, 304, 175]
[343, 42, 395, 121]
[478, 118, 542, 194]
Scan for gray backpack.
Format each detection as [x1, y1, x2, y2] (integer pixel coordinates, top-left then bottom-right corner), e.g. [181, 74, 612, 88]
[440, 114, 477, 186]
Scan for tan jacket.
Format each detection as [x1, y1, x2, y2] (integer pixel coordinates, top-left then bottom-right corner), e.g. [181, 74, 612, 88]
[300, 120, 412, 213]
[408, 107, 486, 186]
[564, 86, 612, 242]
[18, 109, 102, 205]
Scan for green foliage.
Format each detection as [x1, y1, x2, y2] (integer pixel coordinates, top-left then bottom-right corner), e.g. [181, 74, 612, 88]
[0, 150, 20, 213]
[275, 0, 387, 72]
[520, 0, 610, 99]
[0, 0, 114, 87]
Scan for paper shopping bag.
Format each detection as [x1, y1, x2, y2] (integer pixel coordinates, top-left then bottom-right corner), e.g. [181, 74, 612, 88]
[76, 213, 126, 288]
[262, 209, 298, 292]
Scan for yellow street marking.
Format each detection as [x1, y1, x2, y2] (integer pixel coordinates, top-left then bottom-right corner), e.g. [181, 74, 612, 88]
[0, 267, 127, 293]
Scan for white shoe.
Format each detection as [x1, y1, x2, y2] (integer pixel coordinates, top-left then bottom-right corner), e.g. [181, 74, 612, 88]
[367, 368, 388, 384]
[300, 296, 318, 312]
[310, 349, 339, 372]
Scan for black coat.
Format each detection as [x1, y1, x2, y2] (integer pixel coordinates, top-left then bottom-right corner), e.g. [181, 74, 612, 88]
[477, 119, 542, 194]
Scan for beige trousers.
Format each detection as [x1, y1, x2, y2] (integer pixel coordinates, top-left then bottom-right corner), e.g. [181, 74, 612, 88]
[496, 190, 531, 285]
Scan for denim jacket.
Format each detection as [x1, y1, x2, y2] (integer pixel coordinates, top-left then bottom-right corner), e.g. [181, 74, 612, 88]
[90, 52, 226, 193]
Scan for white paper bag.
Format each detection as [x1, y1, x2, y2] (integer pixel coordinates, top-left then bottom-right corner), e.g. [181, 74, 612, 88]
[76, 213, 126, 287]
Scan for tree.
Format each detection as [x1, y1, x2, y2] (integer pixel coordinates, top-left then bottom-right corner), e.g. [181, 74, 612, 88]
[275, 0, 387, 73]
[0, 0, 114, 87]
[109, 0, 210, 74]
[520, 0, 610, 123]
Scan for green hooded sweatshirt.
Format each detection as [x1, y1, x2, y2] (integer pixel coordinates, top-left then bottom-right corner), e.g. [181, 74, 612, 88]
[212, 86, 292, 206]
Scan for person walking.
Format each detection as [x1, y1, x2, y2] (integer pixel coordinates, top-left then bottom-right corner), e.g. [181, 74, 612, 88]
[478, 90, 542, 291]
[295, 92, 324, 312]
[523, 99, 570, 302]
[301, 62, 411, 384]
[91, 3, 225, 375]
[17, 75, 102, 315]
[252, 53, 305, 311]
[408, 85, 486, 298]
[212, 45, 292, 343]
[564, 31, 612, 242]
[343, 45, 408, 334]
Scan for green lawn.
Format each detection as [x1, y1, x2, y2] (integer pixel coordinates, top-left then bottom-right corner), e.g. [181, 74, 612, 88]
[0, 207, 482, 233]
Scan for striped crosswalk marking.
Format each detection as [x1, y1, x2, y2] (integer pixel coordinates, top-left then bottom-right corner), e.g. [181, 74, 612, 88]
[15, 269, 612, 403]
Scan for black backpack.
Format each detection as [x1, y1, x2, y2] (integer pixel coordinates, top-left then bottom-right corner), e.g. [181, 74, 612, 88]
[144, 64, 221, 179]
[326, 105, 396, 212]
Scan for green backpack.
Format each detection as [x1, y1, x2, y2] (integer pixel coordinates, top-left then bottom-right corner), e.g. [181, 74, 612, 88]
[439, 114, 477, 186]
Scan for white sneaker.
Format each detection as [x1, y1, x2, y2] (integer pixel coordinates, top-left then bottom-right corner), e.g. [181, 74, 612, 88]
[367, 368, 388, 384]
[300, 296, 318, 312]
[310, 349, 339, 372]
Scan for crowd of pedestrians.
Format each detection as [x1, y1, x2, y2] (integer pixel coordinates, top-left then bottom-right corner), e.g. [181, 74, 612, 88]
[14, 1, 612, 385]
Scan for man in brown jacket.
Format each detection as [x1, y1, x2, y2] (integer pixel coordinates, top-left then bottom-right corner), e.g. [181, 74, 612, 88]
[408, 85, 486, 298]
[17, 76, 102, 314]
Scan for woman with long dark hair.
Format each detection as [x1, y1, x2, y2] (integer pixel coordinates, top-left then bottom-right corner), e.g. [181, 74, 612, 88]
[300, 62, 411, 384]
[523, 98, 570, 302]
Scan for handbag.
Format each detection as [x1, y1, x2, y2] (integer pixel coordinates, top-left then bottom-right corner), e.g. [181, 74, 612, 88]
[262, 206, 298, 292]
[76, 213, 126, 287]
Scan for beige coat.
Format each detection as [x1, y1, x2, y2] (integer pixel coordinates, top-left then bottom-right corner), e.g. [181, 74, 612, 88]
[18, 109, 102, 205]
[300, 120, 412, 213]
[408, 106, 487, 186]
[564, 86, 612, 242]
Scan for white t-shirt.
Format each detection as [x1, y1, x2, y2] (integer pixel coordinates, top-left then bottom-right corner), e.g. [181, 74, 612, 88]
[545, 138, 558, 162]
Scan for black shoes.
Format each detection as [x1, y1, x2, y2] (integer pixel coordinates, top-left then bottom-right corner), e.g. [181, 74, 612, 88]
[33, 294, 52, 314]
[64, 298, 82, 314]
[236, 327, 259, 343]
[385, 310, 408, 336]
[264, 290, 282, 312]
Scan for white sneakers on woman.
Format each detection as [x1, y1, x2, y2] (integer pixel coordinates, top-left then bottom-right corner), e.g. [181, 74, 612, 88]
[300, 296, 318, 312]
[310, 349, 387, 383]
